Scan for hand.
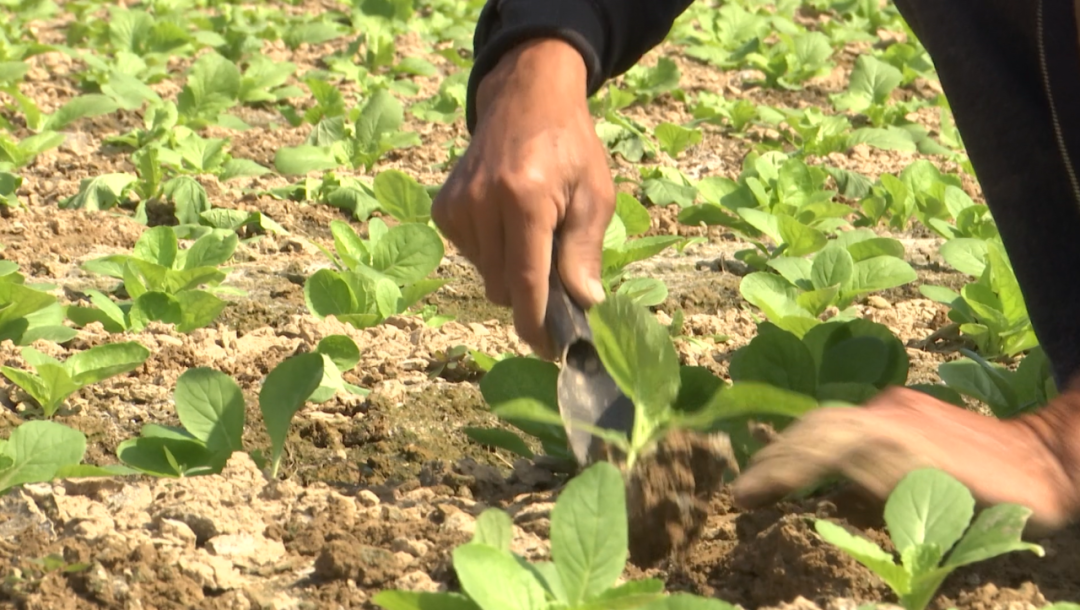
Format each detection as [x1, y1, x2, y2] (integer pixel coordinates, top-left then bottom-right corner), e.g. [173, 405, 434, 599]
[731, 386, 1080, 532]
[432, 39, 615, 358]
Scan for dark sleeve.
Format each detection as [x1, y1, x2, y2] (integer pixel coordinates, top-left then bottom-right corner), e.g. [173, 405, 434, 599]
[464, 0, 695, 133]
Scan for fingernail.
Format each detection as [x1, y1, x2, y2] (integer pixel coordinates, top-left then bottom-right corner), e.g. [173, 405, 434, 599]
[588, 279, 606, 304]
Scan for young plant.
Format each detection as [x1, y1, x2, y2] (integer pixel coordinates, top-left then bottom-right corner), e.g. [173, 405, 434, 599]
[602, 193, 684, 307]
[118, 352, 327, 478]
[919, 237, 1035, 359]
[0, 420, 133, 495]
[937, 347, 1057, 419]
[471, 294, 820, 473]
[0, 269, 76, 345]
[373, 461, 738, 610]
[304, 218, 446, 329]
[274, 88, 421, 175]
[739, 229, 917, 333]
[0, 342, 150, 417]
[815, 468, 1045, 610]
[72, 226, 238, 333]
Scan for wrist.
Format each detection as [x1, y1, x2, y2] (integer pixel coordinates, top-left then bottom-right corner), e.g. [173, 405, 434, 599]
[475, 38, 589, 117]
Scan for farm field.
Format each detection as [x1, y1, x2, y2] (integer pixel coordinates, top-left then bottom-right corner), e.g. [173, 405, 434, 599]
[1, 0, 1079, 609]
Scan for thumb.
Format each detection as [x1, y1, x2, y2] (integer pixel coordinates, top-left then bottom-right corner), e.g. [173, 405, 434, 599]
[557, 184, 613, 308]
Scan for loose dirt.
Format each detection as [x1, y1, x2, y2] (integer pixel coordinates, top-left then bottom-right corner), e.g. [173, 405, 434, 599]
[2, 5, 1078, 610]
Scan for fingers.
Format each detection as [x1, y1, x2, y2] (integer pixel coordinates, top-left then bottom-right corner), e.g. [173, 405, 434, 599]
[557, 176, 614, 309]
[503, 190, 558, 359]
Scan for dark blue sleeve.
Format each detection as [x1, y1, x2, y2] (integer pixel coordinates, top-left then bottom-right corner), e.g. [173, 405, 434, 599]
[465, 0, 695, 132]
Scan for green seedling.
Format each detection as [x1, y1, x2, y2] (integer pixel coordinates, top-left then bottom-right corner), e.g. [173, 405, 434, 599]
[0, 420, 132, 495]
[919, 237, 1035, 359]
[0, 171, 20, 207]
[815, 468, 1045, 610]
[118, 352, 326, 478]
[0, 131, 65, 170]
[739, 229, 917, 331]
[72, 227, 237, 333]
[0, 270, 76, 345]
[1, 86, 118, 133]
[309, 334, 369, 403]
[0, 342, 150, 417]
[304, 218, 446, 329]
[374, 461, 738, 610]
[471, 294, 820, 473]
[937, 347, 1057, 419]
[274, 88, 420, 175]
[602, 193, 684, 307]
[655, 122, 703, 158]
[743, 31, 835, 90]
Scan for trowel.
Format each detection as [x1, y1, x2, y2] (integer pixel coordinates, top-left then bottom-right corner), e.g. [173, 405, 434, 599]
[544, 256, 636, 467]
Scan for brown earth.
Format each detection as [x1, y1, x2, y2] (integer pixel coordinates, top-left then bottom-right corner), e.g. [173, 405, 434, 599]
[1, 2, 1077, 610]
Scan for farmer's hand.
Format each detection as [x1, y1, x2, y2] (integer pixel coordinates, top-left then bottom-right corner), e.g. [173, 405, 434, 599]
[732, 385, 1080, 532]
[432, 39, 615, 359]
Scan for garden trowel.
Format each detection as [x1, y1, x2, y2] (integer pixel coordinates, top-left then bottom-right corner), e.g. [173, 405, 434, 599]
[544, 257, 635, 467]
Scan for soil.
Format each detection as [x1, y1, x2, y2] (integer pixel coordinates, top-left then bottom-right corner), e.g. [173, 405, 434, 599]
[1, 3, 1078, 610]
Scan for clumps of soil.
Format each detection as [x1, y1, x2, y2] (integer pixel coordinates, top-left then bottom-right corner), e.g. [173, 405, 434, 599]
[626, 430, 738, 567]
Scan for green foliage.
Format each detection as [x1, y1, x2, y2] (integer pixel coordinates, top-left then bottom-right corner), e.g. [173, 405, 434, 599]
[816, 468, 1044, 610]
[0, 420, 133, 495]
[739, 229, 917, 329]
[919, 237, 1035, 359]
[72, 227, 237, 333]
[304, 219, 446, 329]
[373, 462, 739, 610]
[0, 342, 150, 417]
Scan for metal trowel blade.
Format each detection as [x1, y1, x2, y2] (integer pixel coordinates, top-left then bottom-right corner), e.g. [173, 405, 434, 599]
[544, 264, 635, 466]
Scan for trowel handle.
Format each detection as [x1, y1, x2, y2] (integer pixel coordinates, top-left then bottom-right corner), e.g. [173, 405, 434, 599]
[544, 245, 593, 357]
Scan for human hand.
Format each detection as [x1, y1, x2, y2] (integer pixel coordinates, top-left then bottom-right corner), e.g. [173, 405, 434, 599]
[432, 39, 615, 358]
[732, 386, 1080, 532]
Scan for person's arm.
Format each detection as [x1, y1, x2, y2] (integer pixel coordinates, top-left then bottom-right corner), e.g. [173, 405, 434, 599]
[465, 0, 695, 132]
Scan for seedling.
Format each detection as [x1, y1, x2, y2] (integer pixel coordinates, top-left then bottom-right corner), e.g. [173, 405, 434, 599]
[304, 218, 447, 329]
[472, 294, 820, 473]
[815, 468, 1045, 610]
[373, 461, 738, 610]
[0, 342, 150, 417]
[118, 352, 327, 478]
[740, 229, 917, 333]
[72, 226, 238, 333]
[603, 193, 684, 306]
[919, 237, 1035, 359]
[0, 269, 76, 345]
[0, 420, 132, 495]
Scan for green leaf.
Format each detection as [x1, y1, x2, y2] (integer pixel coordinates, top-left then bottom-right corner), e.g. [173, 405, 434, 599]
[811, 246, 854, 290]
[259, 353, 325, 474]
[356, 88, 404, 146]
[373, 170, 432, 223]
[129, 291, 183, 330]
[134, 226, 178, 267]
[369, 224, 445, 285]
[479, 358, 568, 454]
[818, 336, 889, 386]
[473, 508, 514, 551]
[685, 382, 819, 427]
[885, 469, 974, 560]
[173, 367, 245, 454]
[551, 462, 628, 604]
[183, 230, 238, 270]
[43, 95, 119, 131]
[729, 324, 817, 396]
[177, 52, 241, 121]
[739, 273, 812, 321]
[305, 269, 358, 319]
[588, 295, 681, 418]
[939, 238, 988, 277]
[944, 503, 1045, 568]
[615, 193, 652, 236]
[274, 145, 340, 175]
[65, 341, 150, 385]
[814, 519, 910, 593]
[655, 122, 702, 157]
[847, 256, 918, 295]
[374, 278, 402, 318]
[0, 420, 87, 491]
[317, 335, 361, 371]
[62, 173, 136, 210]
[453, 543, 547, 610]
